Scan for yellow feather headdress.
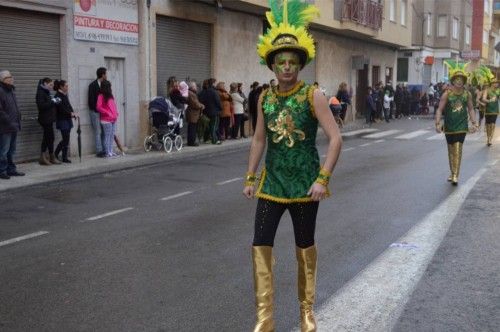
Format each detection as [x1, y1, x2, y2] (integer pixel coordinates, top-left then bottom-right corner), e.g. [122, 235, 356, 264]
[257, 0, 319, 70]
[444, 60, 469, 82]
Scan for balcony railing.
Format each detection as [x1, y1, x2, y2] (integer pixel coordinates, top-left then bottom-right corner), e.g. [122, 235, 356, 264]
[341, 0, 383, 30]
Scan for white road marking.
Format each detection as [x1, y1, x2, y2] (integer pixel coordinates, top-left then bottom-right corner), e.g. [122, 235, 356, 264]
[426, 133, 444, 140]
[466, 134, 482, 141]
[373, 139, 386, 143]
[359, 142, 373, 147]
[85, 207, 134, 221]
[160, 191, 193, 201]
[394, 130, 429, 140]
[217, 177, 243, 185]
[307, 165, 489, 332]
[362, 129, 401, 139]
[342, 128, 379, 137]
[0, 231, 49, 248]
[342, 147, 355, 152]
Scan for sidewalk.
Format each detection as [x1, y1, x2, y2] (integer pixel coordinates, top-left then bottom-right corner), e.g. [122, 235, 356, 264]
[1, 119, 367, 193]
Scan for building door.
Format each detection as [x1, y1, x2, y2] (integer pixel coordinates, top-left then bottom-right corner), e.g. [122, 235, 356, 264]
[156, 16, 211, 95]
[356, 64, 369, 117]
[372, 66, 380, 86]
[0, 6, 61, 161]
[105, 57, 127, 146]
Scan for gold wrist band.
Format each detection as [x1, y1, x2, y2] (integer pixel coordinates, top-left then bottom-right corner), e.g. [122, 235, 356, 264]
[315, 168, 331, 187]
[245, 172, 257, 186]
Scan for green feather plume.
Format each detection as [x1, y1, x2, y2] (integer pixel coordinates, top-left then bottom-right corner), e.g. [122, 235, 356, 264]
[268, 0, 319, 28]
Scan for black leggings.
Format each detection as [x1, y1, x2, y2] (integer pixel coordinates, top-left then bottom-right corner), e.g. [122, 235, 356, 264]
[253, 199, 319, 248]
[485, 114, 498, 124]
[40, 123, 55, 153]
[445, 133, 466, 144]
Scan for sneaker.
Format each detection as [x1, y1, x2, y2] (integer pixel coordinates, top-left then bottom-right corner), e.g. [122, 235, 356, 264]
[0, 173, 10, 180]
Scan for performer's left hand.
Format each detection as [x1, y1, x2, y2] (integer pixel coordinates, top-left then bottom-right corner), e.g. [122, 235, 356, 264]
[308, 183, 327, 201]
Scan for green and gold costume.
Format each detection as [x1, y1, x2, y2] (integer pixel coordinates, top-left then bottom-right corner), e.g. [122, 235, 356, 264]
[485, 89, 499, 115]
[444, 90, 471, 134]
[255, 81, 326, 203]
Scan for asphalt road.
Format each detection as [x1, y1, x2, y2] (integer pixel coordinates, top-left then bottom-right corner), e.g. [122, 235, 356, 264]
[0, 117, 498, 331]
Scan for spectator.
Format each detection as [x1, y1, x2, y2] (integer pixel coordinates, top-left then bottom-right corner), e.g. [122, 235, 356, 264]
[166, 76, 178, 95]
[186, 81, 204, 146]
[96, 80, 119, 157]
[36, 77, 60, 165]
[365, 87, 376, 125]
[269, 79, 277, 89]
[231, 82, 246, 139]
[198, 78, 222, 144]
[216, 81, 232, 140]
[247, 81, 260, 132]
[335, 82, 351, 121]
[384, 81, 395, 118]
[0, 70, 24, 179]
[394, 84, 403, 119]
[54, 80, 77, 163]
[88, 67, 107, 157]
[402, 85, 410, 116]
[383, 90, 393, 122]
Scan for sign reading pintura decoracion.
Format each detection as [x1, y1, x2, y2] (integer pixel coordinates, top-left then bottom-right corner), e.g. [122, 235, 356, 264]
[74, 0, 138, 45]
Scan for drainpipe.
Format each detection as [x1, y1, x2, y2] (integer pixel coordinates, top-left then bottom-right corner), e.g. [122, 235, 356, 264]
[146, 0, 152, 100]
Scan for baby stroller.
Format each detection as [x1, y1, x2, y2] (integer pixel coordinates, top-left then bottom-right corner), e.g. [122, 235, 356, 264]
[328, 96, 344, 128]
[144, 97, 183, 153]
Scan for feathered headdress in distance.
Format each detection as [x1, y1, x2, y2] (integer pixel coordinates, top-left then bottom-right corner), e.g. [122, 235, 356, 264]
[476, 65, 497, 85]
[257, 0, 320, 70]
[444, 60, 470, 82]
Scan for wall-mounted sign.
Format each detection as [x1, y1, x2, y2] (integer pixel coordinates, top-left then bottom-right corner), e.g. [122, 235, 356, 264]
[460, 50, 480, 60]
[74, 0, 139, 46]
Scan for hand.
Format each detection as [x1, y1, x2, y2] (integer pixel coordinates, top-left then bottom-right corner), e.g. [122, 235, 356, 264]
[307, 182, 328, 201]
[435, 123, 442, 133]
[243, 185, 255, 199]
[73, 112, 80, 119]
[469, 124, 479, 134]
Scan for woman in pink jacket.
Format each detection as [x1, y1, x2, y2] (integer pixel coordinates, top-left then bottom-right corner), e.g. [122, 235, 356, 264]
[96, 80, 118, 157]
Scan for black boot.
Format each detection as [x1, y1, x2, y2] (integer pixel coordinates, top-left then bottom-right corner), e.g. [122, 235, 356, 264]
[62, 147, 71, 163]
[54, 142, 62, 161]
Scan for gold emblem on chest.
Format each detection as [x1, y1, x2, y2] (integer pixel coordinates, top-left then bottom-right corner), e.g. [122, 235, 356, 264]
[267, 109, 306, 148]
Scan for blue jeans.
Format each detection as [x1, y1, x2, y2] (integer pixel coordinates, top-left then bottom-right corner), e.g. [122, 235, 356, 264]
[101, 122, 116, 156]
[89, 111, 104, 154]
[0, 132, 17, 174]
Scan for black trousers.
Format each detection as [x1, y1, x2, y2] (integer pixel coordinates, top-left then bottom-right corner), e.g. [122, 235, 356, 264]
[187, 122, 198, 145]
[55, 129, 71, 159]
[40, 123, 55, 154]
[253, 198, 319, 248]
[445, 133, 466, 144]
[485, 114, 498, 124]
[232, 114, 245, 138]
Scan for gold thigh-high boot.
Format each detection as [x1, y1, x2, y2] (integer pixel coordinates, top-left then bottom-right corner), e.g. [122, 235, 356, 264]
[450, 142, 463, 185]
[296, 245, 317, 332]
[486, 123, 495, 146]
[252, 246, 275, 332]
[447, 144, 453, 182]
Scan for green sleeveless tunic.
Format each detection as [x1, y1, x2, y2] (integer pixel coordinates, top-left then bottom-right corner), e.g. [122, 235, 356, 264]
[485, 89, 499, 115]
[256, 81, 326, 203]
[444, 90, 470, 134]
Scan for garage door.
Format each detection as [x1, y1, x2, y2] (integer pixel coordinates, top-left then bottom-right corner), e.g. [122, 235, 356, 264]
[0, 6, 61, 161]
[156, 16, 211, 96]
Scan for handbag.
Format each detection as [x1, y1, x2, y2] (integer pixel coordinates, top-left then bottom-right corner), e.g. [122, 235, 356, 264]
[243, 112, 249, 121]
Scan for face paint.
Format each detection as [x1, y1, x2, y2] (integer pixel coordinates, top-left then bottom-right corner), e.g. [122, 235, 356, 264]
[453, 76, 464, 86]
[274, 52, 300, 75]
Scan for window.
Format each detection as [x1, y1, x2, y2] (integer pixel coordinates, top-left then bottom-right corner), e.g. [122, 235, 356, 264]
[438, 15, 447, 37]
[465, 25, 471, 45]
[389, 0, 396, 22]
[483, 29, 489, 44]
[452, 17, 459, 40]
[427, 14, 432, 36]
[401, 0, 407, 26]
[397, 58, 409, 82]
[485, 0, 490, 14]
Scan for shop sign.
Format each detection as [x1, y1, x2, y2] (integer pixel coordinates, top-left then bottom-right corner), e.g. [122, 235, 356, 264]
[460, 50, 480, 60]
[74, 0, 139, 46]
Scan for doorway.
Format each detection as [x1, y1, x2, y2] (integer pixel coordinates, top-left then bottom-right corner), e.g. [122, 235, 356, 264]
[356, 64, 369, 117]
[105, 57, 127, 147]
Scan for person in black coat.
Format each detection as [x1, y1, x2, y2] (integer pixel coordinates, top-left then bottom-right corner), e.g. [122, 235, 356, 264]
[198, 78, 222, 144]
[0, 70, 24, 179]
[247, 82, 260, 133]
[36, 77, 61, 165]
[88, 67, 107, 157]
[54, 80, 77, 163]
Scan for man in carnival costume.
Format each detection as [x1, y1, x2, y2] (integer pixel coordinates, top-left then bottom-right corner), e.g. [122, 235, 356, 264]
[479, 66, 500, 146]
[242, 1, 342, 331]
[435, 60, 478, 185]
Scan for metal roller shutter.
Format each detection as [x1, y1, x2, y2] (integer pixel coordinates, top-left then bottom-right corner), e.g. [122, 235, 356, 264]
[0, 6, 61, 161]
[300, 58, 316, 85]
[156, 16, 211, 96]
